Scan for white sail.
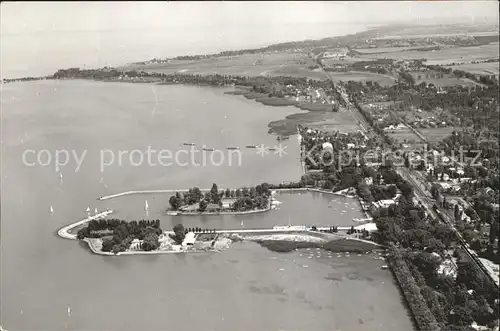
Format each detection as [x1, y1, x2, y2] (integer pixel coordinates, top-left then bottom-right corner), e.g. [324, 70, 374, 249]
[144, 200, 149, 211]
[240, 220, 244, 228]
[67, 306, 71, 316]
[59, 172, 63, 179]
[85, 207, 90, 213]
[50, 206, 54, 214]
[94, 208, 98, 215]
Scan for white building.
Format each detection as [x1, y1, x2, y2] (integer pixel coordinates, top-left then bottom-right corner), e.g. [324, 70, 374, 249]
[365, 177, 373, 186]
[371, 199, 396, 209]
[182, 232, 196, 246]
[322, 142, 333, 151]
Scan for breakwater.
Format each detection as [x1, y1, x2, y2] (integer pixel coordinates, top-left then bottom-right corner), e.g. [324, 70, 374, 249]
[97, 187, 358, 201]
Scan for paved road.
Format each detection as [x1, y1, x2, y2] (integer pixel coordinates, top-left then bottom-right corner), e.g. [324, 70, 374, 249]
[399, 168, 499, 287]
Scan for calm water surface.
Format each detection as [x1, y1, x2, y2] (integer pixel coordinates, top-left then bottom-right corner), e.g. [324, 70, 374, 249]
[1, 80, 415, 331]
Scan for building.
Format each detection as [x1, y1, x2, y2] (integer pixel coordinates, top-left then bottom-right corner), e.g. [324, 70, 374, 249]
[371, 199, 396, 210]
[322, 142, 333, 151]
[182, 232, 196, 246]
[365, 177, 373, 186]
[222, 199, 236, 209]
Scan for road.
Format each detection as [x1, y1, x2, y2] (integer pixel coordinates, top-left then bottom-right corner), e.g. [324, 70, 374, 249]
[316, 57, 498, 287]
[399, 168, 499, 287]
[317, 55, 371, 133]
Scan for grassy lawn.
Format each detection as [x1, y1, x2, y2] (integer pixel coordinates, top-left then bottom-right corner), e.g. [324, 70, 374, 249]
[445, 62, 499, 76]
[358, 43, 499, 65]
[325, 71, 396, 86]
[419, 127, 456, 143]
[410, 71, 478, 87]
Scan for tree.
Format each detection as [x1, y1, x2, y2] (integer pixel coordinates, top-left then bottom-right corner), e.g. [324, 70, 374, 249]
[169, 195, 181, 210]
[199, 200, 208, 212]
[235, 189, 242, 197]
[210, 183, 220, 204]
[448, 306, 473, 326]
[142, 231, 159, 251]
[101, 238, 114, 252]
[191, 187, 203, 203]
[171, 224, 185, 244]
[225, 189, 231, 198]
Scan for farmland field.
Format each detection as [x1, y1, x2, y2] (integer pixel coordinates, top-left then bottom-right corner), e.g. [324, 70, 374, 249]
[358, 43, 499, 65]
[445, 62, 499, 76]
[123, 52, 325, 79]
[324, 71, 397, 86]
[409, 71, 478, 87]
[353, 46, 435, 54]
[386, 129, 423, 144]
[420, 127, 457, 143]
[263, 66, 328, 80]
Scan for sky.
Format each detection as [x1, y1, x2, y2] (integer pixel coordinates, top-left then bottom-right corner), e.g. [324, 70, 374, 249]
[1, 1, 499, 34]
[1, 1, 499, 78]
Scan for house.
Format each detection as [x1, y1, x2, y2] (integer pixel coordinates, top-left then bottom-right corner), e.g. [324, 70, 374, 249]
[222, 199, 236, 209]
[130, 239, 142, 250]
[365, 177, 373, 186]
[371, 199, 396, 210]
[182, 232, 196, 246]
[322, 142, 333, 151]
[347, 143, 356, 149]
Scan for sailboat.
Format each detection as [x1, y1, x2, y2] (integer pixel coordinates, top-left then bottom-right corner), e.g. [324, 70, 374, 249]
[94, 208, 98, 215]
[49, 206, 54, 214]
[144, 200, 149, 211]
[241, 220, 244, 228]
[85, 207, 90, 213]
[59, 172, 63, 179]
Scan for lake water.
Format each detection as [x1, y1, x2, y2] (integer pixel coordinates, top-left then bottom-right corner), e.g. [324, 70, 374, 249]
[1, 80, 415, 331]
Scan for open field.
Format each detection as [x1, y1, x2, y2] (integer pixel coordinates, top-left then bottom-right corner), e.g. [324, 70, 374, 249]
[322, 56, 364, 66]
[262, 66, 327, 80]
[419, 127, 456, 143]
[409, 71, 478, 87]
[354, 46, 435, 54]
[324, 71, 396, 86]
[124, 52, 327, 79]
[268, 111, 359, 136]
[386, 129, 422, 145]
[445, 62, 499, 76]
[358, 43, 499, 65]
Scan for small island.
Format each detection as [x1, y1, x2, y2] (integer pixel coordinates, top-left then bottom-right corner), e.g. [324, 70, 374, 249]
[167, 182, 275, 215]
